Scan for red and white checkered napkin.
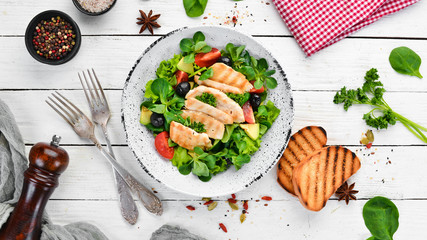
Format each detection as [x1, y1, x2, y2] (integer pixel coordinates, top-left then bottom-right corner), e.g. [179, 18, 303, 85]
[272, 0, 420, 57]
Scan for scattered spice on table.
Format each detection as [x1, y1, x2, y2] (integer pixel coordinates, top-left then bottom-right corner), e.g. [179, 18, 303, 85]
[219, 223, 227, 233]
[32, 17, 76, 60]
[335, 182, 358, 205]
[261, 196, 272, 201]
[186, 205, 195, 211]
[240, 213, 246, 223]
[208, 201, 218, 211]
[136, 10, 161, 35]
[77, 0, 115, 13]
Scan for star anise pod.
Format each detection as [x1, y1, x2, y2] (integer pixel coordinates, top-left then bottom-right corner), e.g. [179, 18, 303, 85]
[136, 10, 161, 35]
[335, 182, 358, 205]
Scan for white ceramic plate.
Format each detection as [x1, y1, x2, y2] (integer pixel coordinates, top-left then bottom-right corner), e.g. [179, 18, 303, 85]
[122, 26, 294, 197]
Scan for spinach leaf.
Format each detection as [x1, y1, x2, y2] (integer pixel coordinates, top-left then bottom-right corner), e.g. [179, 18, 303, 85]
[180, 38, 193, 53]
[179, 32, 212, 64]
[192, 159, 209, 176]
[193, 31, 205, 43]
[171, 146, 192, 168]
[144, 80, 159, 102]
[363, 196, 399, 240]
[199, 68, 213, 80]
[151, 78, 172, 104]
[183, 0, 208, 18]
[389, 46, 423, 79]
[222, 124, 238, 143]
[232, 154, 250, 170]
[178, 161, 193, 175]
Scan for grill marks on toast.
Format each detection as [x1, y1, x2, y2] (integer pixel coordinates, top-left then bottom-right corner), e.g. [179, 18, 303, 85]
[292, 146, 361, 211]
[277, 126, 327, 195]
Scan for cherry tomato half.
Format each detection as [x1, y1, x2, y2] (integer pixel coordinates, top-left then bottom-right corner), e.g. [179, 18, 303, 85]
[249, 80, 265, 93]
[175, 70, 189, 85]
[195, 48, 221, 68]
[242, 101, 255, 124]
[155, 131, 174, 159]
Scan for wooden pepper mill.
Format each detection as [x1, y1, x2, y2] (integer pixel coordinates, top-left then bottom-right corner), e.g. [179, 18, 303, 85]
[0, 135, 69, 240]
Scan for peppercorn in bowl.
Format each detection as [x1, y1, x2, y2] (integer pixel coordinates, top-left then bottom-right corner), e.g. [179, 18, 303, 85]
[25, 10, 81, 65]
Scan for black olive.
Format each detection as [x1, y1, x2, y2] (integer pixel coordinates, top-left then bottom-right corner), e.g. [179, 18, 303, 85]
[176, 81, 191, 97]
[150, 113, 165, 127]
[250, 94, 261, 111]
[217, 56, 232, 66]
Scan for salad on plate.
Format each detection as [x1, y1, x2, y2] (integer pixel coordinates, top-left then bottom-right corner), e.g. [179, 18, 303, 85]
[139, 31, 280, 182]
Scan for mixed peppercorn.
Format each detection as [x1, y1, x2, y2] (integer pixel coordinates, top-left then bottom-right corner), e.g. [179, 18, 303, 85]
[32, 16, 76, 60]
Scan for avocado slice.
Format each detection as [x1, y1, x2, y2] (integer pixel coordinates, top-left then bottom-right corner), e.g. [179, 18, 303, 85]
[140, 106, 152, 125]
[240, 124, 260, 140]
[177, 57, 194, 74]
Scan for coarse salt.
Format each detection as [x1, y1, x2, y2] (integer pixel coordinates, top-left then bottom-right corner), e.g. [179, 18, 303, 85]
[77, 0, 115, 13]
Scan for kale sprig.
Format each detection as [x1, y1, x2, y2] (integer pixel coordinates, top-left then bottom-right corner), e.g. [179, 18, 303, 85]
[334, 68, 427, 143]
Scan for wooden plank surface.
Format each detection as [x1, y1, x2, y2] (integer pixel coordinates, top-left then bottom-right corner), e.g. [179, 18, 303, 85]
[42, 146, 427, 201]
[46, 199, 427, 240]
[0, 36, 426, 91]
[0, 0, 425, 38]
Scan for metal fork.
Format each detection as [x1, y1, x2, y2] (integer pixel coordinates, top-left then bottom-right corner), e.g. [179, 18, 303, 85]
[79, 69, 138, 225]
[46, 91, 163, 216]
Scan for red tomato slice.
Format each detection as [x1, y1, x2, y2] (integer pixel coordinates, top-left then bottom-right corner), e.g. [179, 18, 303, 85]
[195, 48, 221, 68]
[242, 101, 255, 124]
[175, 70, 188, 85]
[155, 131, 174, 159]
[249, 80, 265, 93]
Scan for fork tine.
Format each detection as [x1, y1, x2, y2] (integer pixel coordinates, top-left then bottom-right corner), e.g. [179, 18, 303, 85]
[87, 69, 102, 104]
[54, 91, 86, 117]
[83, 71, 98, 106]
[51, 92, 80, 120]
[91, 68, 109, 108]
[46, 99, 74, 127]
[48, 96, 76, 123]
[79, 73, 93, 108]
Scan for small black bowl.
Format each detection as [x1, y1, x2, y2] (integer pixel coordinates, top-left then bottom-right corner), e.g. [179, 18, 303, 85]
[25, 10, 81, 65]
[72, 0, 117, 16]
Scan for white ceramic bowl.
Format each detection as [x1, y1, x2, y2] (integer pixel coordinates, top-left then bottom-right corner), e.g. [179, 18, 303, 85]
[122, 26, 294, 197]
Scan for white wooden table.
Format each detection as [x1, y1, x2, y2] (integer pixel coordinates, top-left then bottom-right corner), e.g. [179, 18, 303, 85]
[1, 0, 426, 239]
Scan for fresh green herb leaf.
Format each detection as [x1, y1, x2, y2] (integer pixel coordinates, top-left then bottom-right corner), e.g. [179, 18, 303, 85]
[193, 31, 205, 43]
[199, 68, 214, 80]
[178, 161, 193, 175]
[334, 68, 427, 143]
[192, 159, 210, 177]
[232, 154, 250, 171]
[171, 146, 192, 168]
[255, 101, 280, 129]
[222, 43, 246, 68]
[226, 92, 250, 106]
[144, 80, 159, 102]
[389, 46, 423, 79]
[151, 78, 173, 104]
[180, 117, 206, 133]
[148, 104, 167, 114]
[194, 41, 207, 51]
[183, 0, 208, 18]
[196, 92, 217, 107]
[201, 45, 212, 53]
[156, 54, 182, 86]
[180, 38, 193, 53]
[222, 124, 239, 143]
[184, 53, 195, 63]
[363, 196, 399, 240]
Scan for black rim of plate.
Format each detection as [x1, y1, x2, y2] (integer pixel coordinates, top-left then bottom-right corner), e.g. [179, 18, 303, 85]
[25, 10, 81, 65]
[72, 0, 117, 16]
[121, 26, 294, 196]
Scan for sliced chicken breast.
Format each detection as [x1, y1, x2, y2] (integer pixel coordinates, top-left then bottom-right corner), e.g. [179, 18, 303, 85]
[210, 63, 253, 92]
[181, 110, 225, 139]
[194, 75, 244, 94]
[185, 98, 233, 124]
[169, 121, 212, 150]
[186, 86, 245, 123]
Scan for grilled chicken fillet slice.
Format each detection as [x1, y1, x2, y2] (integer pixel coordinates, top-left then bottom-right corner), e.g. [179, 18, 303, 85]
[186, 86, 244, 123]
[185, 98, 234, 124]
[209, 63, 253, 92]
[169, 121, 212, 150]
[181, 110, 225, 140]
[194, 75, 244, 94]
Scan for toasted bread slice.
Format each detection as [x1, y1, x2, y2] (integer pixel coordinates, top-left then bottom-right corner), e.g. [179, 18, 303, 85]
[292, 146, 361, 211]
[277, 126, 327, 196]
